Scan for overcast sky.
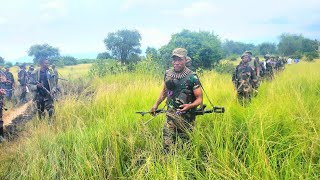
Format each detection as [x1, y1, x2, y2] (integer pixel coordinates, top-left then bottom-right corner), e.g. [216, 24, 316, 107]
[0, 0, 319, 60]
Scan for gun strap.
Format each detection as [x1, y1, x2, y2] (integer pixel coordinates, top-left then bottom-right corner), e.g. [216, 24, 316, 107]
[196, 75, 215, 108]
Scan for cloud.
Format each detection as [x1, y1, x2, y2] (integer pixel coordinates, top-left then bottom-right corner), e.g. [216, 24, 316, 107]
[180, 1, 220, 17]
[0, 17, 7, 25]
[138, 27, 171, 48]
[40, 0, 68, 21]
[121, 0, 174, 11]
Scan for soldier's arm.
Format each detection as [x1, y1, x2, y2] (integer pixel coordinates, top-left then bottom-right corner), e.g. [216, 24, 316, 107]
[178, 87, 203, 112]
[150, 84, 167, 115]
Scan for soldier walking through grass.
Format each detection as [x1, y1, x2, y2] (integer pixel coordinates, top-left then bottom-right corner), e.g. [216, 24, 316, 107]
[150, 48, 203, 153]
[29, 59, 57, 124]
[232, 54, 258, 104]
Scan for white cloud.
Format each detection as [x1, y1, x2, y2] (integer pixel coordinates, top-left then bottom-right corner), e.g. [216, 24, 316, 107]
[138, 27, 171, 49]
[0, 17, 7, 24]
[121, 0, 175, 11]
[180, 1, 220, 17]
[40, 0, 67, 21]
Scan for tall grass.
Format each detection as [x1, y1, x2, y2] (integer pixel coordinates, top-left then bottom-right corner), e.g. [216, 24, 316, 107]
[0, 61, 319, 179]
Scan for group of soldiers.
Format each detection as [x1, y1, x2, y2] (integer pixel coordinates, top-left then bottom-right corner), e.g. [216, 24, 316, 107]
[0, 59, 59, 143]
[232, 51, 288, 103]
[149, 48, 292, 153]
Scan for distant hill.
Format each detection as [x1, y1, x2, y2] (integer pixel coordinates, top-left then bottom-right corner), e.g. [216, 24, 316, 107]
[9, 56, 33, 64]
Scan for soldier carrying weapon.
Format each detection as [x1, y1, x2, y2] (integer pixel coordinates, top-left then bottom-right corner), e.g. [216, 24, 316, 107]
[136, 48, 223, 153]
[0, 85, 6, 142]
[29, 59, 57, 124]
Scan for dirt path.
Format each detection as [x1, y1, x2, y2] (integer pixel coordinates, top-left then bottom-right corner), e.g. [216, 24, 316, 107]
[3, 101, 32, 126]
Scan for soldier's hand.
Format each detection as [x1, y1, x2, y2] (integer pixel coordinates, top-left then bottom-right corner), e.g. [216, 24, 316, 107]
[150, 105, 158, 116]
[0, 89, 6, 95]
[177, 104, 191, 113]
[37, 83, 43, 88]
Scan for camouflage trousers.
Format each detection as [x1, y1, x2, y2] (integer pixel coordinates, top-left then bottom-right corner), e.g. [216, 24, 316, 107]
[35, 94, 54, 120]
[163, 109, 195, 152]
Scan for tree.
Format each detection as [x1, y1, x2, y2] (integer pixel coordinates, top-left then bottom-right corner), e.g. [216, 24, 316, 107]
[258, 42, 277, 55]
[28, 44, 60, 64]
[278, 33, 319, 59]
[60, 56, 78, 66]
[160, 30, 223, 70]
[104, 29, 142, 65]
[97, 52, 112, 59]
[0, 56, 4, 65]
[145, 47, 161, 61]
[222, 40, 256, 57]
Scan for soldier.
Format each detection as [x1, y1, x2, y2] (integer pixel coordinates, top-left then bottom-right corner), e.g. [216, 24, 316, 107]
[0, 88, 6, 143]
[0, 66, 6, 90]
[18, 64, 28, 104]
[264, 54, 274, 80]
[186, 56, 192, 68]
[29, 59, 57, 124]
[150, 48, 203, 153]
[4, 66, 15, 100]
[51, 64, 59, 87]
[27, 65, 35, 80]
[232, 54, 258, 103]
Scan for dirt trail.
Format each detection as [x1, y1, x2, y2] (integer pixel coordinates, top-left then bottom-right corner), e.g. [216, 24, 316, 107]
[3, 101, 32, 126]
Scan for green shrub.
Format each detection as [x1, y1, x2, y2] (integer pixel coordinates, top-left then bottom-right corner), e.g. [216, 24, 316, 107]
[214, 61, 236, 74]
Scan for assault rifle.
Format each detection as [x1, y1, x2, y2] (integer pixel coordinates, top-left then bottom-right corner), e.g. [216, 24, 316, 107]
[136, 104, 225, 116]
[35, 81, 57, 101]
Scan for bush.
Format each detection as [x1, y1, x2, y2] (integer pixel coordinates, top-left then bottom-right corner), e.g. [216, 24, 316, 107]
[304, 51, 319, 61]
[134, 56, 164, 75]
[228, 54, 238, 61]
[214, 61, 236, 74]
[292, 51, 303, 59]
[89, 59, 126, 77]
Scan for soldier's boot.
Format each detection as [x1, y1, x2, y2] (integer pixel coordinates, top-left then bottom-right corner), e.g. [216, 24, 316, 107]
[48, 109, 54, 125]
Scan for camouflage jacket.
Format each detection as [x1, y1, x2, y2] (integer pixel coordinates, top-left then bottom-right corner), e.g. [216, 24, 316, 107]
[29, 68, 57, 98]
[232, 63, 258, 92]
[164, 68, 200, 115]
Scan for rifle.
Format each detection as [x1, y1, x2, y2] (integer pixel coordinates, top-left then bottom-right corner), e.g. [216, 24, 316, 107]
[136, 104, 225, 116]
[35, 81, 57, 101]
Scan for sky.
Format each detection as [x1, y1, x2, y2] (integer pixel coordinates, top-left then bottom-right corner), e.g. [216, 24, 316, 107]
[0, 0, 319, 61]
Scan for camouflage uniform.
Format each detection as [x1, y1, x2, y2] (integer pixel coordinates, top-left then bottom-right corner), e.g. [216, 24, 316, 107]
[29, 68, 57, 120]
[264, 55, 274, 80]
[233, 54, 258, 102]
[163, 67, 200, 151]
[4, 69, 15, 100]
[18, 65, 28, 103]
[0, 87, 5, 142]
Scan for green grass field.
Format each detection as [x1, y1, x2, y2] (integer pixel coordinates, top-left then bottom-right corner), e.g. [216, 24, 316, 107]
[0, 61, 319, 179]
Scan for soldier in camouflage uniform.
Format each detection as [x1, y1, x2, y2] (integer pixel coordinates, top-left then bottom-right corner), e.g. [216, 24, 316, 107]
[232, 54, 258, 103]
[264, 54, 274, 80]
[29, 59, 57, 123]
[0, 85, 6, 142]
[18, 64, 28, 104]
[4, 66, 15, 100]
[186, 56, 192, 68]
[151, 48, 203, 153]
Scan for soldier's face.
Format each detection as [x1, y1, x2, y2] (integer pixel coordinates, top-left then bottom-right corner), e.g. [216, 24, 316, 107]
[172, 56, 186, 72]
[42, 60, 50, 69]
[242, 56, 250, 63]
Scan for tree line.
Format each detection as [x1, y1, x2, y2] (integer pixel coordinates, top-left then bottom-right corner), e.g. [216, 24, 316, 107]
[1, 29, 319, 69]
